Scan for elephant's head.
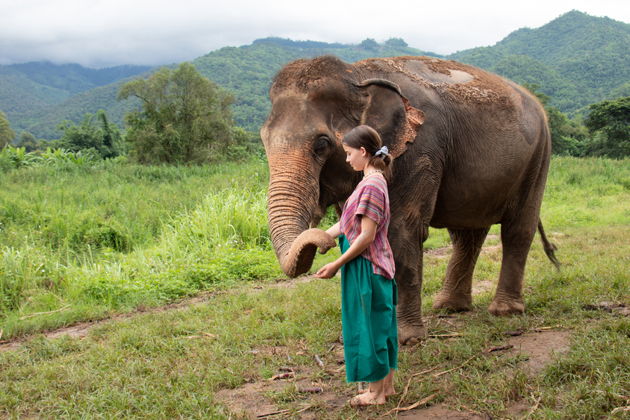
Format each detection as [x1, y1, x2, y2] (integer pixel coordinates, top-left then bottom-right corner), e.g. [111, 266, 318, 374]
[261, 56, 424, 277]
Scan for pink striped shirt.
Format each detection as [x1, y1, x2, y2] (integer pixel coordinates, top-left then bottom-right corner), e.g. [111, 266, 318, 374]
[340, 173, 395, 279]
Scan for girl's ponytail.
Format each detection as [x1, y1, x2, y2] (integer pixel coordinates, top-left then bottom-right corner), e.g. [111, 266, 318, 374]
[343, 125, 393, 182]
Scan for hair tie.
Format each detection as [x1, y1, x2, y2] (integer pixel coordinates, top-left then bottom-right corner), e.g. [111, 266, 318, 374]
[374, 146, 389, 158]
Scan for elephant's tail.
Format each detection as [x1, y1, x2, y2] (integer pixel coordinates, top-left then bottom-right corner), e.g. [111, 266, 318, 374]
[538, 220, 561, 270]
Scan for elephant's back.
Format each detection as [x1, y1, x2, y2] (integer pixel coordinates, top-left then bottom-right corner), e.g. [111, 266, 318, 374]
[355, 56, 518, 110]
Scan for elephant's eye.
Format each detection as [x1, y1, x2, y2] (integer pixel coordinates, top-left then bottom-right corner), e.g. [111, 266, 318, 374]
[313, 136, 330, 156]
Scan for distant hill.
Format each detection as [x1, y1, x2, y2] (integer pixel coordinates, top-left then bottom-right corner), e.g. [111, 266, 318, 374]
[0, 62, 151, 138]
[450, 10, 630, 113]
[1, 10, 628, 139]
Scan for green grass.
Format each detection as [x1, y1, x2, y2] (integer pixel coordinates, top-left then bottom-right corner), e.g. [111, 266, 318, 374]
[1, 156, 629, 419]
[0, 158, 282, 337]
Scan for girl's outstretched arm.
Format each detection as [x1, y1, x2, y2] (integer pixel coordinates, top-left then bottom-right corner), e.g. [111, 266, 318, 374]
[315, 216, 377, 279]
[325, 222, 341, 239]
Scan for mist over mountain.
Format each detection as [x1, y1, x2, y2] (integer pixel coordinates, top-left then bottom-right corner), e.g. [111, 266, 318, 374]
[1, 10, 627, 139]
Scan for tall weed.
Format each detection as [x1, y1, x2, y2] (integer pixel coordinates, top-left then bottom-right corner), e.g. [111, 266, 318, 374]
[0, 158, 277, 335]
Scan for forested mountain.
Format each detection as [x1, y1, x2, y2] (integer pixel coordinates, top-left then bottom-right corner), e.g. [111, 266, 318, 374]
[0, 63, 151, 138]
[1, 10, 627, 139]
[450, 10, 630, 113]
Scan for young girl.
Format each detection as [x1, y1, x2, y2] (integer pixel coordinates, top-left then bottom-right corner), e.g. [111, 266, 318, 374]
[315, 125, 398, 407]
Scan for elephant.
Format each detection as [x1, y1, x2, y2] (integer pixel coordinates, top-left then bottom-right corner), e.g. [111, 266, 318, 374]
[260, 55, 559, 344]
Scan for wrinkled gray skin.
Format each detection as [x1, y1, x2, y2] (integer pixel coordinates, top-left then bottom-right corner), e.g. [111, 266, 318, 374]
[261, 55, 557, 344]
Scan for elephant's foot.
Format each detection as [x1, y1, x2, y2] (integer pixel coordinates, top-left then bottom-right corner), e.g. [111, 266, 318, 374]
[488, 297, 525, 316]
[432, 291, 472, 312]
[398, 321, 427, 346]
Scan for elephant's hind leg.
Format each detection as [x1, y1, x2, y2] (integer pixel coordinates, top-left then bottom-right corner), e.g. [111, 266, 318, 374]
[488, 220, 537, 315]
[433, 227, 490, 312]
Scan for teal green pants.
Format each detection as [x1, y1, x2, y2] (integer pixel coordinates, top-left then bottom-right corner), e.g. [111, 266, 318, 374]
[339, 235, 398, 383]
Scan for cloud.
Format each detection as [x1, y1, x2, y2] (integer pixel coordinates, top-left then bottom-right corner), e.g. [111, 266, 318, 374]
[0, 0, 628, 67]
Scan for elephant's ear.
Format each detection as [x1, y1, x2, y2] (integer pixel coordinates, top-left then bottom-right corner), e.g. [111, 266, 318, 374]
[355, 79, 424, 158]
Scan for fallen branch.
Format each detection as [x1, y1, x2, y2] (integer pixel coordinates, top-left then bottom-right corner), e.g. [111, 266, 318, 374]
[485, 344, 514, 353]
[257, 405, 312, 418]
[413, 366, 440, 376]
[269, 372, 295, 381]
[19, 305, 70, 320]
[611, 406, 630, 415]
[394, 366, 439, 411]
[183, 332, 217, 340]
[382, 393, 437, 416]
[256, 408, 290, 418]
[295, 405, 313, 415]
[532, 325, 563, 332]
[433, 356, 475, 378]
[428, 332, 463, 338]
[407, 340, 427, 352]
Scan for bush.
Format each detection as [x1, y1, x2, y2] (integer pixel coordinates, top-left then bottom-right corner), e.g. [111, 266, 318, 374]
[119, 63, 243, 164]
[57, 110, 124, 159]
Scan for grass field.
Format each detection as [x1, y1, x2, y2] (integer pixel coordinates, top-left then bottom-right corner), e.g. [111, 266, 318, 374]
[1, 156, 629, 418]
[0, 158, 281, 338]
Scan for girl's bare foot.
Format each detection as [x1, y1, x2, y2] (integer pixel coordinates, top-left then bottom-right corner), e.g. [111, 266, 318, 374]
[349, 390, 386, 406]
[358, 370, 396, 396]
[358, 385, 396, 396]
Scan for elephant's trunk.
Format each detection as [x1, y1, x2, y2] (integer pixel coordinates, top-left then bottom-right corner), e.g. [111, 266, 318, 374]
[267, 156, 335, 277]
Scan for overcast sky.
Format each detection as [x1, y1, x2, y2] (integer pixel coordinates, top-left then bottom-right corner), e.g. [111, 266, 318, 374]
[1, 0, 628, 68]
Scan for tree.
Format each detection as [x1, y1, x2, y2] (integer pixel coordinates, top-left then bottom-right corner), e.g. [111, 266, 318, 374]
[118, 62, 237, 164]
[0, 111, 15, 148]
[584, 97, 630, 158]
[359, 38, 380, 51]
[57, 110, 123, 158]
[16, 131, 40, 152]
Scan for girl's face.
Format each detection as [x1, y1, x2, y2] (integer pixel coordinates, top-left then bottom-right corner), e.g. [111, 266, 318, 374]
[343, 143, 369, 172]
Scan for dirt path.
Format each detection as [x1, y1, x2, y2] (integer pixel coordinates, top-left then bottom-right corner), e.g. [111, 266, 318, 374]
[1, 276, 329, 353]
[0, 291, 225, 352]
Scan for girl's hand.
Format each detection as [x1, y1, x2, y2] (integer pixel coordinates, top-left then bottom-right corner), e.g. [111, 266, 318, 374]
[315, 262, 340, 278]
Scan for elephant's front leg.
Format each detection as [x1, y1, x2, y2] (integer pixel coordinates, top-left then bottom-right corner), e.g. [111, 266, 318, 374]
[390, 220, 427, 345]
